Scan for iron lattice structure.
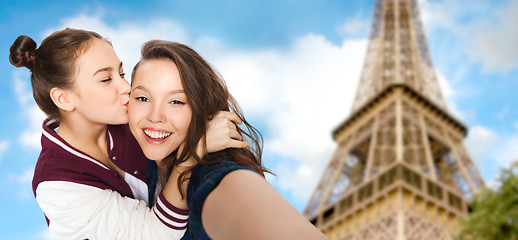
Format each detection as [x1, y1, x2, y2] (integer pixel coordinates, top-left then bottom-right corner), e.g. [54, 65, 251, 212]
[304, 0, 485, 239]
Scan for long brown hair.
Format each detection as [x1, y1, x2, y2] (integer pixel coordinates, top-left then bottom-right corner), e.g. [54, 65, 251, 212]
[133, 40, 271, 195]
[9, 28, 105, 120]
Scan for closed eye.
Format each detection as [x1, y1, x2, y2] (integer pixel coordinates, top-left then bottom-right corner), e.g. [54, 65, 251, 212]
[120, 73, 126, 78]
[170, 100, 185, 105]
[101, 78, 112, 83]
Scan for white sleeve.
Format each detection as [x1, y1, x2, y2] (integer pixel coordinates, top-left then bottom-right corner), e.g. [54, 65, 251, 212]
[35, 181, 188, 240]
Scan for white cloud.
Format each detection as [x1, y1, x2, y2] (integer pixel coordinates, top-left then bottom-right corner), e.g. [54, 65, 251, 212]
[7, 168, 35, 185]
[492, 135, 518, 168]
[7, 168, 36, 201]
[419, 0, 463, 33]
[436, 73, 463, 119]
[467, 0, 518, 73]
[19, 105, 46, 149]
[419, 0, 488, 34]
[0, 140, 9, 163]
[17, 168, 35, 184]
[33, 228, 58, 240]
[13, 70, 33, 106]
[276, 162, 316, 202]
[464, 125, 499, 162]
[420, 0, 518, 74]
[433, 71, 477, 124]
[12, 70, 47, 150]
[463, 124, 518, 182]
[337, 15, 370, 38]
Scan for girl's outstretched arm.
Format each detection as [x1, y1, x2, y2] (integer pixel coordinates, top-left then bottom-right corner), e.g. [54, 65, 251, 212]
[201, 170, 328, 240]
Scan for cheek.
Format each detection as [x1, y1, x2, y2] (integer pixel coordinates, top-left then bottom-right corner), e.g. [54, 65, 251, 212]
[128, 104, 146, 125]
[173, 109, 192, 134]
[127, 107, 137, 124]
[127, 112, 138, 137]
[86, 90, 115, 108]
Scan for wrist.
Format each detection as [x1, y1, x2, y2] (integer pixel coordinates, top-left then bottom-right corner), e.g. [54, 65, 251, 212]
[195, 136, 208, 158]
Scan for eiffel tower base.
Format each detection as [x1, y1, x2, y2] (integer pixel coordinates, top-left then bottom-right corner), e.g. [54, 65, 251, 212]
[310, 162, 465, 240]
[341, 210, 451, 240]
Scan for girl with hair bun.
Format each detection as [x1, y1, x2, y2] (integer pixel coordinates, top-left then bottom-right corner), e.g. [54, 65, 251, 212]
[9, 28, 247, 239]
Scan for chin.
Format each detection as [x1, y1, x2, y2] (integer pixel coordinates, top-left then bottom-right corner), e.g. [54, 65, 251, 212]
[142, 150, 169, 162]
[110, 119, 128, 125]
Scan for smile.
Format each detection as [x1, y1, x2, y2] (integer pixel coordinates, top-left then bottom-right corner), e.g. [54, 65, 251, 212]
[143, 128, 172, 139]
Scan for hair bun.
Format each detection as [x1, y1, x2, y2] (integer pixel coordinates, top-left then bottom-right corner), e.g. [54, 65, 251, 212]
[9, 35, 37, 69]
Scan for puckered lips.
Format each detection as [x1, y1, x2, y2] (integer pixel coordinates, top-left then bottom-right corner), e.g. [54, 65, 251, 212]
[142, 128, 172, 144]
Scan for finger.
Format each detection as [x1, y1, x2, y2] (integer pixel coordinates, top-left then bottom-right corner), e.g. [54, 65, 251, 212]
[217, 111, 242, 124]
[229, 128, 243, 140]
[227, 120, 238, 131]
[228, 139, 249, 149]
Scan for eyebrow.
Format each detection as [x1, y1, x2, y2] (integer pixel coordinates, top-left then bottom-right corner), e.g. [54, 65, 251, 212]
[132, 86, 185, 95]
[93, 62, 123, 77]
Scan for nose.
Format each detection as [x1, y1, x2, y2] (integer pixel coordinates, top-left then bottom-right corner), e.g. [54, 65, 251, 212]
[147, 101, 165, 123]
[119, 77, 131, 95]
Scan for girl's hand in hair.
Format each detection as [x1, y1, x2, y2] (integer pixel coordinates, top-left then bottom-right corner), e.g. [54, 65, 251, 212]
[197, 111, 249, 157]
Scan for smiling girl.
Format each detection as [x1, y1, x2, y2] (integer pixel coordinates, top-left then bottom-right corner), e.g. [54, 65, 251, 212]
[129, 40, 327, 239]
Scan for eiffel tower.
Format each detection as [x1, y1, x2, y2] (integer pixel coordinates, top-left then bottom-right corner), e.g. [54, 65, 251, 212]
[304, 0, 485, 239]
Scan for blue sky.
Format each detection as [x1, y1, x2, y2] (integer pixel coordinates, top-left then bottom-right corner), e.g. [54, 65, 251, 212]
[1, 0, 517, 239]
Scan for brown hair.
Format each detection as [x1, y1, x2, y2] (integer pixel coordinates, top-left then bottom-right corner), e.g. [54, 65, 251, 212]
[133, 40, 271, 195]
[9, 28, 105, 120]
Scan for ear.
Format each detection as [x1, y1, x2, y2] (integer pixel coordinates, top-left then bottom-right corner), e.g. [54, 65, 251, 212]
[50, 87, 75, 112]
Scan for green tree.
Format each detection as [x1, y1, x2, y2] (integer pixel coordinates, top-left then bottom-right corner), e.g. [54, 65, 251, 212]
[455, 161, 518, 240]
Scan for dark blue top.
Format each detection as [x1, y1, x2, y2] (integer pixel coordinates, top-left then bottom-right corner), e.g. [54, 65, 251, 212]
[181, 160, 252, 240]
[146, 160, 159, 207]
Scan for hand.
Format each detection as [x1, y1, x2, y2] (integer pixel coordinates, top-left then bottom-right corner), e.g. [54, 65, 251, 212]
[196, 111, 249, 157]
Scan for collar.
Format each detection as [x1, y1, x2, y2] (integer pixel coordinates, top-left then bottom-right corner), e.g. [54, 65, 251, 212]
[42, 118, 112, 171]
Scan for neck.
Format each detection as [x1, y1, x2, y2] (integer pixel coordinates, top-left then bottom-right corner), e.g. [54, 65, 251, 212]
[57, 113, 108, 158]
[156, 154, 173, 186]
[157, 152, 176, 169]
